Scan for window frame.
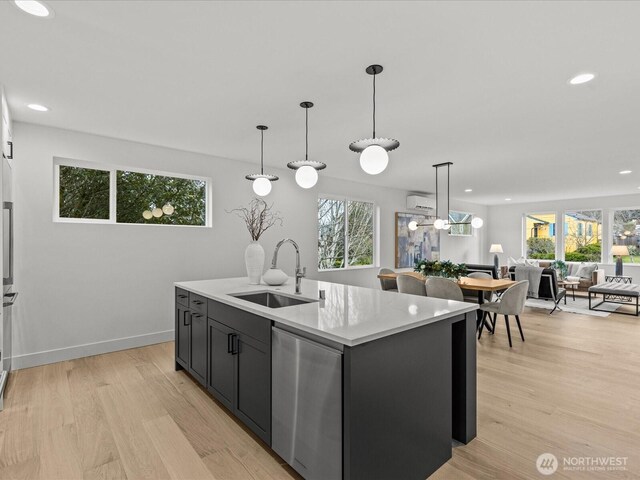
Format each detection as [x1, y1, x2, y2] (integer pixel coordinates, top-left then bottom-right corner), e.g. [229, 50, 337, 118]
[523, 211, 558, 260]
[447, 210, 475, 237]
[53, 157, 212, 227]
[562, 209, 603, 263]
[317, 194, 379, 271]
[610, 206, 640, 264]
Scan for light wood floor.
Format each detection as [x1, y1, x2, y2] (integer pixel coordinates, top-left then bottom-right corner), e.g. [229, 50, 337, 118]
[1, 304, 639, 479]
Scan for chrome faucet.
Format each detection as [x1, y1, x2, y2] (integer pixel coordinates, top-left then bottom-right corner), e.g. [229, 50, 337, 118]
[271, 238, 306, 294]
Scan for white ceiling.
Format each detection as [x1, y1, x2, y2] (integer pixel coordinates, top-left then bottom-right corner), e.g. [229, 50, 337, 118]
[1, 0, 640, 205]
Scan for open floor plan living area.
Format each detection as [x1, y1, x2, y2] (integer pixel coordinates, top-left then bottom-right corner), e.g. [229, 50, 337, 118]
[0, 1, 639, 479]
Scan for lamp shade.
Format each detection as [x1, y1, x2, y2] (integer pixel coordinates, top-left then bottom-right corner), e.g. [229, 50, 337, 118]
[489, 244, 504, 254]
[611, 245, 630, 256]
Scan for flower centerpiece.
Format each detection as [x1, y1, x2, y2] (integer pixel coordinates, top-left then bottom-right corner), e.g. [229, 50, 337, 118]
[228, 198, 283, 284]
[414, 259, 468, 279]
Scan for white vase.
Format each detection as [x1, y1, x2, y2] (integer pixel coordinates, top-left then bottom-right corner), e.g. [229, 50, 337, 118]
[244, 241, 265, 285]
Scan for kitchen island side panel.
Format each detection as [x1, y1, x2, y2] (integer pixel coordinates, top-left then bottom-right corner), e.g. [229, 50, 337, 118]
[343, 317, 455, 480]
[452, 312, 477, 444]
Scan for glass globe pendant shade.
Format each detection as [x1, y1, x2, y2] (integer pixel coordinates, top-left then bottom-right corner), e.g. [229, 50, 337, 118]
[408, 220, 418, 231]
[442, 221, 451, 230]
[433, 218, 445, 229]
[360, 145, 389, 175]
[471, 217, 484, 229]
[142, 210, 152, 220]
[295, 165, 318, 189]
[152, 207, 163, 218]
[162, 203, 175, 215]
[252, 177, 272, 196]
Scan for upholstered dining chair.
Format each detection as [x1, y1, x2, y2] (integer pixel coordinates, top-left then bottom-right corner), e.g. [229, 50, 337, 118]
[397, 274, 427, 296]
[462, 271, 493, 303]
[478, 280, 528, 347]
[378, 268, 398, 292]
[425, 277, 464, 302]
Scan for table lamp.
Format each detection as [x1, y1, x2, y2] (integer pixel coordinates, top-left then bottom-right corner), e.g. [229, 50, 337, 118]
[611, 245, 629, 276]
[489, 244, 503, 271]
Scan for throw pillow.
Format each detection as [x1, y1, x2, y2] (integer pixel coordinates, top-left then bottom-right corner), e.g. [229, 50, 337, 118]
[575, 263, 597, 280]
[508, 256, 527, 267]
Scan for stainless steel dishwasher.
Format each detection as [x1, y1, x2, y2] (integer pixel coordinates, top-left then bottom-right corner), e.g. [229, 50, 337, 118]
[272, 327, 342, 480]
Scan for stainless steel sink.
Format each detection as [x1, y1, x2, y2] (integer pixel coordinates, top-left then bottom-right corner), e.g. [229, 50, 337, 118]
[231, 291, 317, 308]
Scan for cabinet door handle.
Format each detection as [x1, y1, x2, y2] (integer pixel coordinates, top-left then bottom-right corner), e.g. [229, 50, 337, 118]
[177, 294, 187, 299]
[192, 313, 202, 318]
[231, 335, 239, 355]
[6, 141, 12, 160]
[193, 300, 203, 305]
[184, 311, 191, 326]
[227, 333, 234, 353]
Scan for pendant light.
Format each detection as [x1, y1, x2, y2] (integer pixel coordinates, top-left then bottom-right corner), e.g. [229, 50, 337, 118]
[349, 64, 399, 175]
[287, 101, 326, 189]
[245, 125, 279, 196]
[408, 162, 484, 231]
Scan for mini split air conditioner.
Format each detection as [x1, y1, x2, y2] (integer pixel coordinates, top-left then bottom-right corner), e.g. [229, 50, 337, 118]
[406, 195, 435, 212]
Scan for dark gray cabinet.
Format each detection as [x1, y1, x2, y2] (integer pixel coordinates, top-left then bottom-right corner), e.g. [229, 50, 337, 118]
[207, 300, 271, 445]
[175, 304, 190, 368]
[207, 319, 235, 411]
[174, 288, 206, 386]
[189, 310, 207, 384]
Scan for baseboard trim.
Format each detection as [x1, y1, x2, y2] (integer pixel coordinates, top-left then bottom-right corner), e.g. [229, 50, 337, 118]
[11, 330, 175, 370]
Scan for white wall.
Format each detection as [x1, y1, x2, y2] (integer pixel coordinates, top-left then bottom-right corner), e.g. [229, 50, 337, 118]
[12, 122, 485, 368]
[485, 194, 640, 281]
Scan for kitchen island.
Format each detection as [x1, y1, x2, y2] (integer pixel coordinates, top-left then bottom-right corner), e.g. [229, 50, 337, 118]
[174, 277, 478, 480]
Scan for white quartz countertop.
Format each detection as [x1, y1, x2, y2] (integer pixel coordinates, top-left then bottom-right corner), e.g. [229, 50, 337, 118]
[175, 277, 478, 347]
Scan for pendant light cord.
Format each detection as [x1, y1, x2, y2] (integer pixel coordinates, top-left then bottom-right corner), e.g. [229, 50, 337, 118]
[260, 129, 264, 175]
[372, 72, 376, 138]
[305, 107, 309, 161]
[447, 163, 450, 221]
[435, 165, 439, 219]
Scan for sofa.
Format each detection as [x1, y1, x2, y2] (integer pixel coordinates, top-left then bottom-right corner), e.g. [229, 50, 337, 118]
[464, 264, 499, 279]
[537, 261, 604, 292]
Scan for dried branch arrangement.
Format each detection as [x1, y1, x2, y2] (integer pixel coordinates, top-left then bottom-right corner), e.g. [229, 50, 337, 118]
[227, 198, 283, 241]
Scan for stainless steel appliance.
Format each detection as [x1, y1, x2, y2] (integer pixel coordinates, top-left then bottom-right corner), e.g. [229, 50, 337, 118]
[271, 327, 342, 480]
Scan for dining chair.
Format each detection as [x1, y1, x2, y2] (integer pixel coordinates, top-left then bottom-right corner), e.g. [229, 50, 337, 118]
[378, 268, 398, 292]
[478, 280, 529, 348]
[462, 272, 493, 303]
[397, 274, 427, 296]
[425, 277, 464, 301]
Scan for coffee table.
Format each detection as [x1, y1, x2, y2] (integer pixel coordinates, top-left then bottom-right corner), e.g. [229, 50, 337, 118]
[558, 280, 579, 302]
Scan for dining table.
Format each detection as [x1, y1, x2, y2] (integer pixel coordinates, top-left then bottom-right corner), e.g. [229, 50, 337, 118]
[377, 271, 517, 333]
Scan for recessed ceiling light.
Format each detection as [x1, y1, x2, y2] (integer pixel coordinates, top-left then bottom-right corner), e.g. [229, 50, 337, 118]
[13, 0, 53, 17]
[569, 72, 595, 85]
[27, 103, 49, 112]
[505, 198, 512, 201]
[464, 189, 472, 193]
[619, 170, 632, 175]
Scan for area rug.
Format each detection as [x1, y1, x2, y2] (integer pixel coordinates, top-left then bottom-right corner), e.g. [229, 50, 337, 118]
[525, 296, 621, 317]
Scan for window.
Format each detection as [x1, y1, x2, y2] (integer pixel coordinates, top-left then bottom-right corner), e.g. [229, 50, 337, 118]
[318, 197, 375, 270]
[448, 211, 473, 236]
[58, 165, 111, 220]
[612, 208, 640, 263]
[116, 170, 206, 225]
[55, 158, 210, 226]
[525, 212, 556, 259]
[564, 210, 602, 262]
